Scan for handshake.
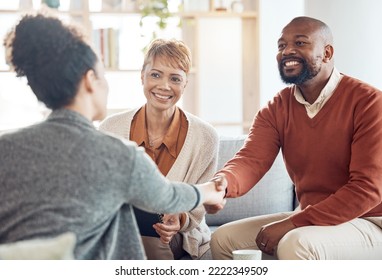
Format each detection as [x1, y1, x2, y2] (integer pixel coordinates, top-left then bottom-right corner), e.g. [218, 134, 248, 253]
[195, 175, 228, 214]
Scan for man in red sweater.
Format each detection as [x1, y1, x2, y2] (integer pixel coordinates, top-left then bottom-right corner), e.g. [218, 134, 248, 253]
[210, 16, 382, 259]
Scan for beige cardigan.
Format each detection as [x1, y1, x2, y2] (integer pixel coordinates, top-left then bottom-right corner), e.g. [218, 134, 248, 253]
[99, 107, 219, 259]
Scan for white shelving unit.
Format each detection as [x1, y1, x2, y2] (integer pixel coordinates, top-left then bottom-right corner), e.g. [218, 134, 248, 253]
[0, 0, 260, 134]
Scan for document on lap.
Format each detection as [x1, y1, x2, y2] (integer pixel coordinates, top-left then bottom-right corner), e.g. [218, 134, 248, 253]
[133, 207, 164, 237]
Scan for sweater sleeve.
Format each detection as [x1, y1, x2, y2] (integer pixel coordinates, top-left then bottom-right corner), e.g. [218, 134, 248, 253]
[125, 146, 201, 214]
[98, 109, 136, 140]
[217, 101, 281, 198]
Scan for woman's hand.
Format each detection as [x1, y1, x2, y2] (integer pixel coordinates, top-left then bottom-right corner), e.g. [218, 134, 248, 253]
[153, 214, 181, 244]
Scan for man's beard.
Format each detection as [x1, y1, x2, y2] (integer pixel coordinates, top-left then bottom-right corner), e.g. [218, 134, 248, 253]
[278, 58, 320, 85]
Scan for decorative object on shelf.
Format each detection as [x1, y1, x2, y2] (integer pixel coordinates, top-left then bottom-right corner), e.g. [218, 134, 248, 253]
[215, 0, 228, 12]
[19, 0, 34, 10]
[42, 0, 60, 9]
[137, 0, 171, 47]
[122, 0, 139, 12]
[138, 0, 171, 30]
[231, 1, 244, 13]
[102, 0, 122, 11]
[182, 0, 210, 12]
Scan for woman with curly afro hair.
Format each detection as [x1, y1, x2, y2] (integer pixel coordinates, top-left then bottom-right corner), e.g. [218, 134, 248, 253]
[0, 12, 225, 259]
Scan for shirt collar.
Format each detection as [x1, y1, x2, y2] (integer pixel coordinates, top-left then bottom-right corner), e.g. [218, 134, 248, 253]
[164, 107, 181, 158]
[131, 106, 146, 146]
[131, 106, 181, 158]
[294, 67, 343, 106]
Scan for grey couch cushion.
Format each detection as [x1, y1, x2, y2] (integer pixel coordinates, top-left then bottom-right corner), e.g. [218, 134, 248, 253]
[206, 135, 295, 227]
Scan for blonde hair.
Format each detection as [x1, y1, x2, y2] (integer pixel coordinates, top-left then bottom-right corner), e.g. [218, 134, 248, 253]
[142, 38, 191, 74]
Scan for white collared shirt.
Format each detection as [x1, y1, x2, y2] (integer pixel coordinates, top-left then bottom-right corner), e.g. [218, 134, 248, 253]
[294, 68, 343, 118]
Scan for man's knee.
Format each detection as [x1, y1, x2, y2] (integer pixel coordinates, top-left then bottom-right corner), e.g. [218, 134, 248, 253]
[277, 229, 315, 260]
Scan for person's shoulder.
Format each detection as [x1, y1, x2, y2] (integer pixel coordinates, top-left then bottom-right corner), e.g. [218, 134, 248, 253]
[93, 129, 142, 164]
[337, 75, 382, 112]
[182, 110, 215, 130]
[0, 128, 21, 146]
[0, 121, 44, 143]
[337, 75, 382, 109]
[340, 75, 382, 95]
[260, 86, 294, 114]
[99, 108, 138, 132]
[183, 110, 218, 135]
[96, 129, 137, 149]
[274, 85, 295, 101]
[90, 129, 149, 175]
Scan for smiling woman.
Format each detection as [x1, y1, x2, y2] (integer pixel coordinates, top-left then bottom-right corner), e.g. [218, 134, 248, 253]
[99, 38, 219, 260]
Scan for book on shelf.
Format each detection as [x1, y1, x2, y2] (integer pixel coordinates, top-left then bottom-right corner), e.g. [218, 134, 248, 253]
[92, 28, 120, 69]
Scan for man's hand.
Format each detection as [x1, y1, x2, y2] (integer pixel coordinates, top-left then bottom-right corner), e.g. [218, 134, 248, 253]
[255, 218, 296, 255]
[203, 175, 228, 214]
[153, 214, 181, 244]
[204, 198, 226, 214]
[196, 175, 227, 214]
[211, 175, 228, 192]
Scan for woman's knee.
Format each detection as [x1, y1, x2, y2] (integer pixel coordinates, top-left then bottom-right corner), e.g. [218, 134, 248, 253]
[210, 224, 233, 250]
[210, 223, 242, 259]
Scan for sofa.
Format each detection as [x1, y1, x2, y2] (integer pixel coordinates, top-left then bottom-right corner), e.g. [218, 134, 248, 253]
[206, 135, 296, 231]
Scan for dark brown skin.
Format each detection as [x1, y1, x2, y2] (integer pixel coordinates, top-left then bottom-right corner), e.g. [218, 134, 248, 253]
[257, 17, 335, 255]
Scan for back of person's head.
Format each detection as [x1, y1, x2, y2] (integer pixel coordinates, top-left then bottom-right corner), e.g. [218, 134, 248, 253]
[142, 38, 191, 74]
[3, 12, 98, 110]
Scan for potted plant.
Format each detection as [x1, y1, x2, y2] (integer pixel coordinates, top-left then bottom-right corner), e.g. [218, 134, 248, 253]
[42, 0, 60, 9]
[138, 0, 172, 37]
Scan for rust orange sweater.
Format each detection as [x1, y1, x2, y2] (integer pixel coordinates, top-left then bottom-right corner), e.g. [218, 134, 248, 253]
[219, 75, 382, 227]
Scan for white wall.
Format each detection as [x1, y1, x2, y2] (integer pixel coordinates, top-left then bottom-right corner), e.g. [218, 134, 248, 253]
[198, 17, 243, 135]
[258, 0, 305, 106]
[304, 0, 382, 89]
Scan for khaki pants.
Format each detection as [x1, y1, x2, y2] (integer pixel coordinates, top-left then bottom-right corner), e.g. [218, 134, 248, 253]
[210, 211, 382, 260]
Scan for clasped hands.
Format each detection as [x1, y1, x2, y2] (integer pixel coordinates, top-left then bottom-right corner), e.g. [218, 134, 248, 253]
[153, 176, 228, 244]
[200, 174, 296, 255]
[203, 174, 228, 214]
[153, 214, 181, 244]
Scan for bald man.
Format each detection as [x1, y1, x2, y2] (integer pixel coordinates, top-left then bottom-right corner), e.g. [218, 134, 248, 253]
[210, 16, 382, 260]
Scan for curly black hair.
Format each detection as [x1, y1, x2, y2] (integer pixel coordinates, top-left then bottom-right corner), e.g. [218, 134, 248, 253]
[3, 13, 98, 109]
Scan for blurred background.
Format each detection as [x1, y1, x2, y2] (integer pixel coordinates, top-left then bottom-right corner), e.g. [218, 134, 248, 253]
[1, 0, 381, 135]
